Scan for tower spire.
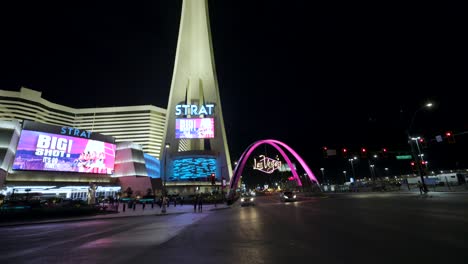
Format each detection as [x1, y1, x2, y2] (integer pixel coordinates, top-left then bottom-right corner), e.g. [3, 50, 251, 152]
[162, 0, 232, 186]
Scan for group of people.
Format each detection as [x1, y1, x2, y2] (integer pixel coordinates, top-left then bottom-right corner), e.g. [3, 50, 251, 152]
[193, 195, 203, 212]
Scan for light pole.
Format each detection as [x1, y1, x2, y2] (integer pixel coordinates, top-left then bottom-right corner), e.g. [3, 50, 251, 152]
[163, 143, 170, 196]
[369, 164, 375, 181]
[407, 102, 433, 193]
[320, 168, 326, 184]
[348, 157, 357, 180]
[343, 170, 347, 183]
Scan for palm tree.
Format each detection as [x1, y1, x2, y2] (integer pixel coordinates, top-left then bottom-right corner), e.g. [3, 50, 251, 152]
[146, 188, 153, 197]
[125, 187, 133, 198]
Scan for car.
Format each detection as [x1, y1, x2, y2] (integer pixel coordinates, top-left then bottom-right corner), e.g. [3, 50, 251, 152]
[240, 194, 255, 206]
[279, 191, 296, 202]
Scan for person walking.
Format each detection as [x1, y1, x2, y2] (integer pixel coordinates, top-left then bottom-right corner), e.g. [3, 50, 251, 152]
[417, 181, 424, 194]
[198, 195, 203, 212]
[161, 196, 167, 213]
[193, 195, 198, 212]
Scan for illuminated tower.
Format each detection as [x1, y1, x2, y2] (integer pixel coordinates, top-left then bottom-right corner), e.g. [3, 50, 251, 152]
[161, 0, 232, 192]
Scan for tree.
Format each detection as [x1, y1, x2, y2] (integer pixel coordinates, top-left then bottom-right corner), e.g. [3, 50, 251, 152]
[146, 188, 153, 196]
[125, 187, 133, 198]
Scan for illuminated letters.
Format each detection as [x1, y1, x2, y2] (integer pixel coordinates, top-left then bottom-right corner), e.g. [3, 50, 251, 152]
[35, 134, 73, 158]
[253, 155, 282, 174]
[60, 127, 91, 138]
[175, 104, 214, 116]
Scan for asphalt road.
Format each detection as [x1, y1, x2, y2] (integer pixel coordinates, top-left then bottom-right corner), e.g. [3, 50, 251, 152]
[1, 192, 467, 264]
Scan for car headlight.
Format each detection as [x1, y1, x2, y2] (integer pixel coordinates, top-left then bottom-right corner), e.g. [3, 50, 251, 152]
[250, 198, 254, 201]
[293, 195, 296, 198]
[241, 198, 245, 202]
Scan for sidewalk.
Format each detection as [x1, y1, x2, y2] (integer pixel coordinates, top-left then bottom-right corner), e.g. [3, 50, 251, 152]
[397, 183, 468, 193]
[0, 202, 231, 227]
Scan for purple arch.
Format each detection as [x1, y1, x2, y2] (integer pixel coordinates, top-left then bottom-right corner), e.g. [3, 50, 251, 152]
[229, 139, 320, 191]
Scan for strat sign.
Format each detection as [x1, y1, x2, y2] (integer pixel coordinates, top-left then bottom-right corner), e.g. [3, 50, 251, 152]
[253, 155, 282, 174]
[175, 104, 215, 116]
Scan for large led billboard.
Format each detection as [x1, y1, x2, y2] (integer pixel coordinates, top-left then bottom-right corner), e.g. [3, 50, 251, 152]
[175, 118, 214, 139]
[170, 157, 216, 181]
[13, 130, 116, 174]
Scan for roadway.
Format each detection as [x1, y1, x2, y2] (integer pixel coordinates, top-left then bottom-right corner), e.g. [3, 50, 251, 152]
[1, 192, 467, 264]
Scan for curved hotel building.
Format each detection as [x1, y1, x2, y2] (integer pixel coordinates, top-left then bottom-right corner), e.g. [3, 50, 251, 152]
[0, 87, 167, 158]
[0, 0, 232, 199]
[0, 87, 169, 198]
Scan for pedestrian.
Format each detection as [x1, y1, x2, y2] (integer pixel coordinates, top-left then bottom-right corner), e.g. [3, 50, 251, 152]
[417, 180, 423, 194]
[198, 195, 203, 212]
[161, 196, 167, 213]
[194, 195, 198, 212]
[180, 196, 184, 206]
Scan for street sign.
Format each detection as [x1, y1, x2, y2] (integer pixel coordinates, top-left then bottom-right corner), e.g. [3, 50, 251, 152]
[435, 135, 443, 142]
[396, 155, 412, 160]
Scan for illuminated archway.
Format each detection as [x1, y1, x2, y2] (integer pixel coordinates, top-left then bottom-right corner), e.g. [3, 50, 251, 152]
[229, 139, 320, 191]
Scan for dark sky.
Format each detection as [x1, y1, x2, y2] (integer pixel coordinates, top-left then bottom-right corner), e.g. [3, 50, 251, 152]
[1, 1, 466, 182]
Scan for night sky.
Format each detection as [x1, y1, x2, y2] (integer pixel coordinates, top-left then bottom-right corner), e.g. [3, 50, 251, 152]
[1, 1, 466, 183]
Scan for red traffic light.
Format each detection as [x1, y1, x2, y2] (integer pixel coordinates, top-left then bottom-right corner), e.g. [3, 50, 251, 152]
[410, 162, 415, 166]
[343, 148, 347, 153]
[382, 148, 387, 152]
[446, 132, 452, 137]
[361, 148, 366, 152]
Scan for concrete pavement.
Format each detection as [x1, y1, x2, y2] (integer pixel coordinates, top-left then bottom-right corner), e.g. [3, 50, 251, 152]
[0, 202, 231, 227]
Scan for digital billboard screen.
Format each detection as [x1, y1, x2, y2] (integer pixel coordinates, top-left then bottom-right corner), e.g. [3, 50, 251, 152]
[13, 130, 116, 174]
[175, 118, 214, 139]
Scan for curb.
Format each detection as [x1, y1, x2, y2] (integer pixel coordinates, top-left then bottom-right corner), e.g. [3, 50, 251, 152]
[209, 206, 231, 211]
[0, 205, 231, 228]
[0, 211, 188, 228]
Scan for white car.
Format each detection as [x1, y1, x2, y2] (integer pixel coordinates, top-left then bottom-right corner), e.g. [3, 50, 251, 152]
[279, 191, 296, 202]
[240, 194, 255, 206]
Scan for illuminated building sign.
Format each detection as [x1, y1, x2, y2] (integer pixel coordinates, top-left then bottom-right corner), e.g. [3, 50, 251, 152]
[175, 118, 215, 139]
[60, 127, 91, 139]
[171, 157, 216, 181]
[13, 130, 116, 174]
[22, 120, 113, 143]
[175, 104, 215, 116]
[253, 155, 282, 174]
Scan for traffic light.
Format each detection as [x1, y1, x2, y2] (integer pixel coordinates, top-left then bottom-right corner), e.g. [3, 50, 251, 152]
[419, 138, 427, 148]
[342, 148, 348, 159]
[210, 173, 216, 185]
[360, 147, 367, 159]
[322, 146, 328, 158]
[446, 131, 456, 144]
[382, 148, 388, 158]
[410, 161, 417, 173]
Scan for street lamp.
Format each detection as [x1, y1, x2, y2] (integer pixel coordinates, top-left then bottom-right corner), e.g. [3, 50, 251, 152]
[163, 143, 170, 196]
[320, 168, 325, 184]
[407, 102, 433, 193]
[348, 158, 356, 180]
[369, 164, 376, 180]
[343, 170, 347, 183]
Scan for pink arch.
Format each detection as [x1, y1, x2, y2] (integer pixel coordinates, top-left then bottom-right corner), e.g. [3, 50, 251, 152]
[230, 139, 320, 190]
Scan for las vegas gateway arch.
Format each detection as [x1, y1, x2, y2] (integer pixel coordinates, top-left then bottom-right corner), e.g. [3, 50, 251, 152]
[229, 139, 321, 193]
[161, 0, 232, 191]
